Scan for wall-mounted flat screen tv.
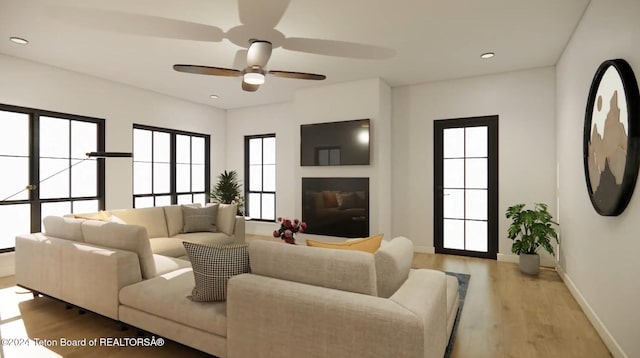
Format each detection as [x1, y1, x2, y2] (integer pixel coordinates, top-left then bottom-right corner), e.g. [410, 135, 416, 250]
[300, 119, 370, 166]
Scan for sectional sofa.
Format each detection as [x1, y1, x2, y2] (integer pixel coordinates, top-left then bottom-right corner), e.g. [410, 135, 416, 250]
[15, 206, 459, 358]
[70, 203, 245, 259]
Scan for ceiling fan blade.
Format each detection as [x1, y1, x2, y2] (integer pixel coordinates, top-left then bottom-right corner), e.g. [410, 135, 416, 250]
[283, 37, 396, 60]
[233, 49, 248, 69]
[51, 7, 224, 42]
[246, 41, 273, 67]
[173, 65, 242, 77]
[269, 70, 326, 81]
[238, 0, 291, 29]
[242, 81, 260, 92]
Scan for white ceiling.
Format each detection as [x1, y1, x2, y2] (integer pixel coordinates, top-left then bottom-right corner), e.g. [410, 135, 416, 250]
[0, 0, 590, 110]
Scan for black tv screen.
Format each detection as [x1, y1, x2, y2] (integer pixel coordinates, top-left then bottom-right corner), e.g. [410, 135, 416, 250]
[300, 119, 370, 166]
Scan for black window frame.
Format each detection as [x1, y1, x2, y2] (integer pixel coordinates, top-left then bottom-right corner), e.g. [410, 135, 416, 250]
[132, 124, 210, 207]
[433, 115, 499, 260]
[0, 103, 106, 253]
[245, 134, 276, 221]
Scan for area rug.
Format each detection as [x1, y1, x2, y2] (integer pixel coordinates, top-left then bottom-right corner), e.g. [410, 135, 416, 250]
[444, 271, 470, 358]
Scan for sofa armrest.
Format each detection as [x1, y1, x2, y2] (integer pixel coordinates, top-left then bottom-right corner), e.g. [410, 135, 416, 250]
[15, 234, 64, 298]
[390, 269, 449, 358]
[233, 216, 245, 243]
[227, 274, 427, 358]
[16, 233, 143, 320]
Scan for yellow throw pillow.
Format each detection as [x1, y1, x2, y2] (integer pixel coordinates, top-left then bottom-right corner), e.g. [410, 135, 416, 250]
[74, 210, 111, 221]
[306, 234, 383, 253]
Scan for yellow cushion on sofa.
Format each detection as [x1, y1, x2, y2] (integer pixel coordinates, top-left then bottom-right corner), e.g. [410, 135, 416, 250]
[306, 234, 384, 253]
[73, 210, 111, 221]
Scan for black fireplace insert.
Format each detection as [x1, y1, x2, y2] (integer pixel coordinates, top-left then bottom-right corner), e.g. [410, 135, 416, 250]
[302, 177, 369, 238]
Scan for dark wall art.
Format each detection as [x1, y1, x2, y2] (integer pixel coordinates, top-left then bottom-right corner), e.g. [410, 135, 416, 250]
[584, 59, 640, 216]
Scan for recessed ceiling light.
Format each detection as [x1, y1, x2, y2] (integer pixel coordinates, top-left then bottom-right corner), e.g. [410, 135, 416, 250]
[480, 52, 495, 59]
[10, 37, 28, 45]
[209, 94, 219, 99]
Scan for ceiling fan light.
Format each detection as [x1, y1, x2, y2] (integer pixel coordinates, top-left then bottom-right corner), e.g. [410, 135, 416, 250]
[244, 72, 265, 85]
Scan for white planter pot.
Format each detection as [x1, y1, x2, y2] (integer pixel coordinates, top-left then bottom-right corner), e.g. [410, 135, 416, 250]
[519, 254, 540, 275]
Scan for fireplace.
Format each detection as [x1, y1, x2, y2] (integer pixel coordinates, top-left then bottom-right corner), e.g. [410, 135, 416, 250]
[302, 177, 369, 238]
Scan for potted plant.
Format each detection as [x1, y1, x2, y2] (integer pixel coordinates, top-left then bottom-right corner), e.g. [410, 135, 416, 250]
[210, 170, 244, 215]
[505, 203, 559, 275]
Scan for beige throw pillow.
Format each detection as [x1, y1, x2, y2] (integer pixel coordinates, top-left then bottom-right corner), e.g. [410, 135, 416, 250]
[183, 205, 218, 233]
[215, 203, 237, 236]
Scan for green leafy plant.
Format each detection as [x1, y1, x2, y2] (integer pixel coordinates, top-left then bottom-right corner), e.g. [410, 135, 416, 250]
[210, 170, 244, 213]
[506, 203, 559, 255]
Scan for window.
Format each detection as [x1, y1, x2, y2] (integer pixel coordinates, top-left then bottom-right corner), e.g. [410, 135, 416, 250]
[245, 134, 276, 220]
[133, 125, 209, 208]
[0, 104, 105, 253]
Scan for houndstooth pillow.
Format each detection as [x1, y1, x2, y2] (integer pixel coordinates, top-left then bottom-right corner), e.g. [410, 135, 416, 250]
[183, 242, 250, 302]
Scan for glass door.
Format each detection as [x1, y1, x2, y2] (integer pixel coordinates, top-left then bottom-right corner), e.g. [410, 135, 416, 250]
[434, 116, 498, 259]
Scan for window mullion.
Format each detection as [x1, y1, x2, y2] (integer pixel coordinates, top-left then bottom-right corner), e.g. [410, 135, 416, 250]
[68, 120, 73, 212]
[170, 133, 177, 205]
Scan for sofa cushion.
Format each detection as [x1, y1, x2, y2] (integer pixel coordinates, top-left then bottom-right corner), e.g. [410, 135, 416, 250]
[374, 237, 414, 298]
[119, 268, 228, 336]
[149, 237, 188, 258]
[110, 207, 169, 238]
[183, 205, 219, 233]
[173, 232, 236, 246]
[249, 240, 378, 296]
[154, 254, 191, 276]
[43, 216, 85, 242]
[215, 204, 237, 236]
[183, 242, 250, 302]
[306, 234, 383, 253]
[81, 221, 157, 279]
[164, 204, 200, 237]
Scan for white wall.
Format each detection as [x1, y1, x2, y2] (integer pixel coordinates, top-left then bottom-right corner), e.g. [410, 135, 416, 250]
[0, 54, 227, 275]
[556, 0, 640, 356]
[391, 67, 557, 257]
[226, 78, 392, 240]
[225, 102, 296, 236]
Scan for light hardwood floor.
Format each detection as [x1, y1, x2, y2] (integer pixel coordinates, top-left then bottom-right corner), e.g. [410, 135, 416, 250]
[0, 244, 611, 357]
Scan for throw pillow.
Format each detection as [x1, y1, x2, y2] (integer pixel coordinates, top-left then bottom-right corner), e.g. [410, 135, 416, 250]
[183, 242, 250, 302]
[215, 203, 237, 236]
[183, 204, 218, 233]
[73, 210, 111, 221]
[306, 234, 384, 253]
[109, 214, 126, 224]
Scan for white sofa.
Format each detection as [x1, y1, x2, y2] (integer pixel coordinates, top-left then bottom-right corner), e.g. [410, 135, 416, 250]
[15, 215, 459, 358]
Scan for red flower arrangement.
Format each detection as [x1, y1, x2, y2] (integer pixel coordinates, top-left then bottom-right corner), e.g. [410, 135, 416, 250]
[273, 217, 307, 244]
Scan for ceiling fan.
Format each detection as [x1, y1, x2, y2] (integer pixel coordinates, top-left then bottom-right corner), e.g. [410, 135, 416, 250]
[174, 39, 326, 92]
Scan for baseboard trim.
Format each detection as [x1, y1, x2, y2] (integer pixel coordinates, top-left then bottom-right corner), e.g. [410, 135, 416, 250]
[413, 246, 435, 254]
[496, 253, 519, 263]
[557, 265, 626, 358]
[0, 252, 15, 277]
